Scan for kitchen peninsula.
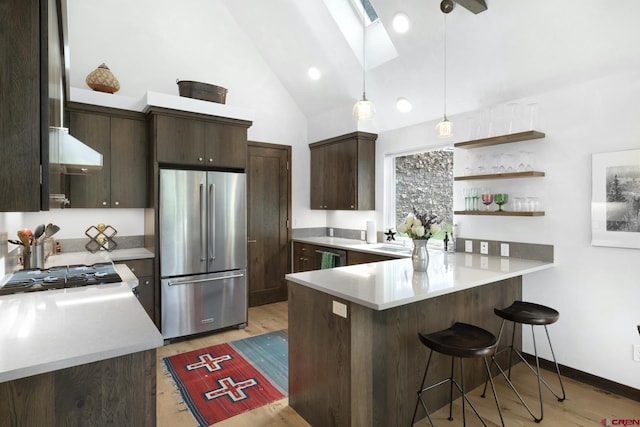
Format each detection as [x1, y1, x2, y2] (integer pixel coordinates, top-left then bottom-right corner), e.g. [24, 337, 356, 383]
[0, 258, 163, 426]
[286, 251, 553, 427]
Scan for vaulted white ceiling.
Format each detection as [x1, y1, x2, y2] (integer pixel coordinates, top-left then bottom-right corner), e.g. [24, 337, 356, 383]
[221, 0, 640, 133]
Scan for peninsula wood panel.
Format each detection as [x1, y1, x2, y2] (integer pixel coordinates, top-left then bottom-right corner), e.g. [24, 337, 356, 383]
[0, 349, 156, 427]
[288, 277, 521, 427]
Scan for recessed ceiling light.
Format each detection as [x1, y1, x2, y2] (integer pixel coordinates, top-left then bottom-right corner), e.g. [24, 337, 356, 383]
[392, 12, 410, 33]
[396, 97, 412, 113]
[308, 67, 322, 81]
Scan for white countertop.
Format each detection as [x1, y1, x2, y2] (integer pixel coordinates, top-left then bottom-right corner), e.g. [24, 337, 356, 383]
[0, 248, 162, 383]
[285, 251, 553, 311]
[0, 281, 164, 383]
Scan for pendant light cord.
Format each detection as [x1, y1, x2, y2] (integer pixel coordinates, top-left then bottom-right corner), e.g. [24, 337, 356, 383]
[443, 12, 447, 120]
[362, 2, 366, 100]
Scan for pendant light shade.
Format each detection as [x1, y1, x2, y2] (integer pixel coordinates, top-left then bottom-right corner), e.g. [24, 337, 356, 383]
[353, 97, 375, 120]
[437, 0, 454, 138]
[353, 1, 374, 121]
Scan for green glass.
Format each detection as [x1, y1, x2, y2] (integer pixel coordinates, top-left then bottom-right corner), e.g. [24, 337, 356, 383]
[494, 193, 508, 211]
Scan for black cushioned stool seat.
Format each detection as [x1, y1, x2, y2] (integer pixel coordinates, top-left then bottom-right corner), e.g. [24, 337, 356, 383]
[411, 322, 504, 427]
[483, 300, 566, 423]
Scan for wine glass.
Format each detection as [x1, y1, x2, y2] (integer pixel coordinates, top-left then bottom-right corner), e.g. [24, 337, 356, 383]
[481, 192, 494, 210]
[494, 193, 508, 211]
[470, 187, 480, 211]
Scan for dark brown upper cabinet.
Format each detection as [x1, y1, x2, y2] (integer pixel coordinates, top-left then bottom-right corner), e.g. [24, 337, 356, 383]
[0, 0, 62, 212]
[309, 131, 376, 211]
[67, 104, 148, 208]
[150, 109, 249, 170]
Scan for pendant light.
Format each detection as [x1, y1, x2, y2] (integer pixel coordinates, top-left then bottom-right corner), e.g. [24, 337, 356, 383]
[353, 0, 375, 121]
[436, 0, 454, 138]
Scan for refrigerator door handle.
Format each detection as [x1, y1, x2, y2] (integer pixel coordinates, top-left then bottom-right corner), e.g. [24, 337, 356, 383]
[199, 184, 206, 262]
[209, 183, 216, 261]
[167, 273, 244, 286]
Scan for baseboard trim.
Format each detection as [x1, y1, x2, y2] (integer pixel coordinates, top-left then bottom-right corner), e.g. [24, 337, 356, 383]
[522, 353, 640, 402]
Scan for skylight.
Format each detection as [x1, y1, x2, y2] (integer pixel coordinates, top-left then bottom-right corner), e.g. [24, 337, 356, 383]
[350, 0, 379, 26]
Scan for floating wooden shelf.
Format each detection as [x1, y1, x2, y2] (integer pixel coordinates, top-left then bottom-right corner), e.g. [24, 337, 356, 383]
[454, 171, 545, 181]
[454, 130, 545, 149]
[454, 210, 545, 217]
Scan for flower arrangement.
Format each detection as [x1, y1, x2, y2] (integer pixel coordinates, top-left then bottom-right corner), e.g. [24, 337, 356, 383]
[397, 209, 442, 240]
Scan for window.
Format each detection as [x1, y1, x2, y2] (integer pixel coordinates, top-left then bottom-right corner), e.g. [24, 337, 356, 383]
[350, 0, 379, 26]
[389, 148, 454, 241]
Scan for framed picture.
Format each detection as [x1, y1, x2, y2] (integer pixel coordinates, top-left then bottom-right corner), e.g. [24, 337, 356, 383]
[591, 148, 640, 248]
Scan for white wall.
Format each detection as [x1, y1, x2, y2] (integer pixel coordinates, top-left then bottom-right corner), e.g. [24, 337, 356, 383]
[369, 70, 640, 389]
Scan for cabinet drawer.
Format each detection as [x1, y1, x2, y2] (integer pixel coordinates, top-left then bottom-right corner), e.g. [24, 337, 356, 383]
[294, 242, 316, 256]
[122, 258, 154, 277]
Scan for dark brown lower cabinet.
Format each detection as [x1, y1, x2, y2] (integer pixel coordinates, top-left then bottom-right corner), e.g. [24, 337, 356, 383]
[247, 142, 291, 306]
[121, 258, 156, 324]
[0, 349, 156, 427]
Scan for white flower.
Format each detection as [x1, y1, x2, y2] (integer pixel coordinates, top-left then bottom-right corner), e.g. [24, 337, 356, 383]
[397, 223, 407, 233]
[430, 223, 440, 234]
[412, 225, 426, 237]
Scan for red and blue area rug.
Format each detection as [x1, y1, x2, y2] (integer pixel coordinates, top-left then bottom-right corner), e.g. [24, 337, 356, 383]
[163, 330, 288, 426]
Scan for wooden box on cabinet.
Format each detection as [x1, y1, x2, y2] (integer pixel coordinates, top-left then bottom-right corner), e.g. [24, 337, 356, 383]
[67, 104, 148, 208]
[309, 131, 376, 210]
[151, 110, 249, 170]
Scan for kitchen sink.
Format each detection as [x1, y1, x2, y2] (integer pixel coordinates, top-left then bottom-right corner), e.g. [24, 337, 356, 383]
[366, 244, 413, 255]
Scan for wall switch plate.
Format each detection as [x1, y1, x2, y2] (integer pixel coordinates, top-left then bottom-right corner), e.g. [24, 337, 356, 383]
[360, 230, 366, 240]
[333, 301, 347, 318]
[465, 240, 473, 253]
[633, 344, 640, 362]
[329, 228, 334, 237]
[480, 241, 489, 255]
[501, 243, 510, 257]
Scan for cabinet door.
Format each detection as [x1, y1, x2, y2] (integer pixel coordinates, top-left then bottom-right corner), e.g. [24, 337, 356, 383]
[68, 112, 111, 208]
[110, 117, 148, 208]
[310, 145, 327, 209]
[347, 250, 393, 265]
[0, 0, 42, 212]
[124, 259, 155, 323]
[332, 139, 357, 210]
[155, 115, 205, 166]
[204, 122, 247, 169]
[293, 242, 316, 272]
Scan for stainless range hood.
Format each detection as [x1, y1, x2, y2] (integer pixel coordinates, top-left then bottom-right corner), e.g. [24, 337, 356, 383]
[49, 126, 103, 175]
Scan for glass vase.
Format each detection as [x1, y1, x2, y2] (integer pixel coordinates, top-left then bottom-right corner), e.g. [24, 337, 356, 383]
[412, 239, 429, 272]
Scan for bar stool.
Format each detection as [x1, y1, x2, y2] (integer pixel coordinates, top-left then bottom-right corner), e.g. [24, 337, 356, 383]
[482, 301, 566, 423]
[410, 322, 505, 427]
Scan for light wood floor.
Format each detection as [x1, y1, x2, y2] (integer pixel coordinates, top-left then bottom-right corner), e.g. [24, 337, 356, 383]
[156, 301, 637, 426]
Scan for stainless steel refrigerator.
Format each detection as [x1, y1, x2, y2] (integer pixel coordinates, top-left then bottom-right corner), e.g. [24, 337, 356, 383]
[159, 169, 247, 339]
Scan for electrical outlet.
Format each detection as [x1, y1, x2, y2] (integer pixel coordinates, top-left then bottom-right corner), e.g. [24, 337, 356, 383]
[480, 241, 489, 255]
[329, 228, 334, 237]
[333, 301, 347, 318]
[360, 230, 366, 240]
[501, 243, 510, 257]
[633, 344, 640, 362]
[465, 240, 473, 253]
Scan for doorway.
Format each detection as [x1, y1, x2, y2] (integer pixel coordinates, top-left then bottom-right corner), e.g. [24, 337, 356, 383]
[247, 141, 292, 306]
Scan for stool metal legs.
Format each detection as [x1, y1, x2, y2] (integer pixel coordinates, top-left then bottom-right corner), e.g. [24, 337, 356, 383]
[482, 319, 566, 423]
[411, 350, 505, 427]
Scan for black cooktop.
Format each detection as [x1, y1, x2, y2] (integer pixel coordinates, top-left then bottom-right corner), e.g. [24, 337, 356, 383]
[0, 262, 122, 296]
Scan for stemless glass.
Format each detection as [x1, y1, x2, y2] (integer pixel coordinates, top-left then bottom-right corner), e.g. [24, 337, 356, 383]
[463, 188, 471, 211]
[481, 191, 494, 210]
[494, 193, 508, 211]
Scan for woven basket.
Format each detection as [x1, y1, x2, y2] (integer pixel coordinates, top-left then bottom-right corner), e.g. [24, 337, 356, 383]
[86, 63, 120, 93]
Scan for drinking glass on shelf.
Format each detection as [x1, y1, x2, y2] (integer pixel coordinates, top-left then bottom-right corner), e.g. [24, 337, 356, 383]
[481, 191, 494, 211]
[494, 193, 508, 211]
[512, 197, 523, 212]
[470, 187, 480, 211]
[463, 188, 471, 211]
[526, 102, 539, 130]
[506, 102, 522, 133]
